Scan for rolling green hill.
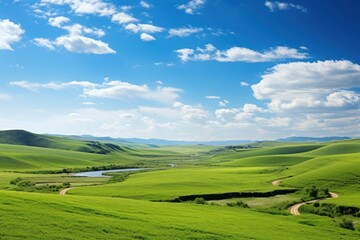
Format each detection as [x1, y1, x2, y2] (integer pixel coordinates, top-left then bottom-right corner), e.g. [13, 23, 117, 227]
[0, 130, 129, 154]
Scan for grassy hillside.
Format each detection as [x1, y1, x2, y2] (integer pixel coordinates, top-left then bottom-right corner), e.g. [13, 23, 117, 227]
[0, 130, 129, 154]
[0, 190, 358, 240]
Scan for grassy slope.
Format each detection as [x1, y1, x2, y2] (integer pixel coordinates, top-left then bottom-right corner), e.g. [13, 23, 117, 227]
[0, 130, 128, 154]
[70, 167, 282, 200]
[0, 190, 359, 240]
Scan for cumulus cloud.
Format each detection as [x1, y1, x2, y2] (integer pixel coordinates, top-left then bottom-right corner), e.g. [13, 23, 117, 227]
[125, 23, 164, 33]
[178, 0, 206, 14]
[252, 60, 360, 112]
[140, 33, 155, 41]
[240, 81, 249, 87]
[34, 16, 115, 54]
[176, 44, 308, 62]
[41, 0, 116, 16]
[265, 1, 307, 12]
[0, 19, 24, 50]
[111, 12, 138, 24]
[169, 26, 203, 37]
[54, 35, 115, 54]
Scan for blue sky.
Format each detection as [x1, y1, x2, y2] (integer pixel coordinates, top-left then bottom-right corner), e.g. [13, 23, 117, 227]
[0, 0, 360, 140]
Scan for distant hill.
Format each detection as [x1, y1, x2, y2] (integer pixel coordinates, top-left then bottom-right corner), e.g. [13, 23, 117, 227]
[54, 134, 254, 146]
[0, 130, 127, 154]
[277, 136, 350, 142]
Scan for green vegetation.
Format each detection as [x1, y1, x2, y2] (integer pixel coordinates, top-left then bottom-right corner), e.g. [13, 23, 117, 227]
[1, 131, 360, 239]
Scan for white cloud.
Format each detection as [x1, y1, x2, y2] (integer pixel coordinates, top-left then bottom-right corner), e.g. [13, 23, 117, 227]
[33, 38, 56, 50]
[34, 17, 114, 54]
[219, 99, 229, 107]
[178, 0, 206, 14]
[240, 81, 249, 87]
[125, 23, 164, 33]
[41, 0, 116, 16]
[252, 60, 360, 112]
[265, 1, 307, 12]
[176, 44, 308, 62]
[54, 35, 115, 54]
[169, 27, 203, 37]
[173, 102, 208, 122]
[0, 19, 24, 50]
[206, 96, 221, 99]
[9, 80, 98, 91]
[140, 33, 155, 41]
[48, 16, 70, 27]
[140, 0, 152, 8]
[83, 81, 182, 103]
[175, 48, 194, 62]
[111, 12, 138, 24]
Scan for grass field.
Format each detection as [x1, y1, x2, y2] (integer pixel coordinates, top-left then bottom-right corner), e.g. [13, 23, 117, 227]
[1, 132, 360, 239]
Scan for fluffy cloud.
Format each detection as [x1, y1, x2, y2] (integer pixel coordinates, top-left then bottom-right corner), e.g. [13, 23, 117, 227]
[169, 27, 203, 37]
[34, 16, 114, 54]
[252, 60, 360, 112]
[265, 1, 307, 12]
[111, 12, 138, 24]
[125, 23, 164, 33]
[0, 19, 24, 50]
[48, 16, 70, 27]
[140, 33, 155, 41]
[178, 0, 206, 14]
[41, 0, 116, 16]
[54, 35, 115, 54]
[176, 44, 308, 62]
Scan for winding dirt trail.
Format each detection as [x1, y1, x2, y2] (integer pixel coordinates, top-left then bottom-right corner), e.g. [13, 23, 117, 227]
[271, 179, 339, 216]
[59, 187, 74, 195]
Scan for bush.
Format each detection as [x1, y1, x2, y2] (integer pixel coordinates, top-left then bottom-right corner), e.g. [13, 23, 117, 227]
[62, 182, 71, 188]
[17, 180, 35, 187]
[227, 201, 249, 208]
[194, 197, 206, 204]
[10, 177, 23, 185]
[339, 218, 355, 230]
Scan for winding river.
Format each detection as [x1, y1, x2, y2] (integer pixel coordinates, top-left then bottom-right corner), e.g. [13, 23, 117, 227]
[73, 168, 146, 177]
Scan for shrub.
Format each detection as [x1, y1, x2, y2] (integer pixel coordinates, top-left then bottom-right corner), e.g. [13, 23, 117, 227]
[194, 197, 206, 204]
[10, 177, 23, 185]
[339, 218, 355, 230]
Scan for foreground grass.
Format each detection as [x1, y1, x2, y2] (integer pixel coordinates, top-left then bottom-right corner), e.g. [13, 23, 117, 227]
[1, 190, 359, 240]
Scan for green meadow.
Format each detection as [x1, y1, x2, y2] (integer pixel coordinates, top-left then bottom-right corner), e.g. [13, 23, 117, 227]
[1, 131, 360, 239]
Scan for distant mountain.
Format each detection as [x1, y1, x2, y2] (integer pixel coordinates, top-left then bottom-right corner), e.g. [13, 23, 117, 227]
[0, 130, 128, 154]
[277, 136, 350, 142]
[54, 134, 254, 146]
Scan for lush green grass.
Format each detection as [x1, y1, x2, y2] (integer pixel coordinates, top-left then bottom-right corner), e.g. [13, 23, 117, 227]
[1, 190, 359, 240]
[70, 167, 285, 200]
[221, 155, 312, 167]
[1, 135, 360, 239]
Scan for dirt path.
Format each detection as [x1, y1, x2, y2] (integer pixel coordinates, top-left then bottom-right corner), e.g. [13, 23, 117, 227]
[271, 179, 339, 216]
[59, 187, 74, 195]
[271, 179, 281, 186]
[289, 192, 338, 216]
